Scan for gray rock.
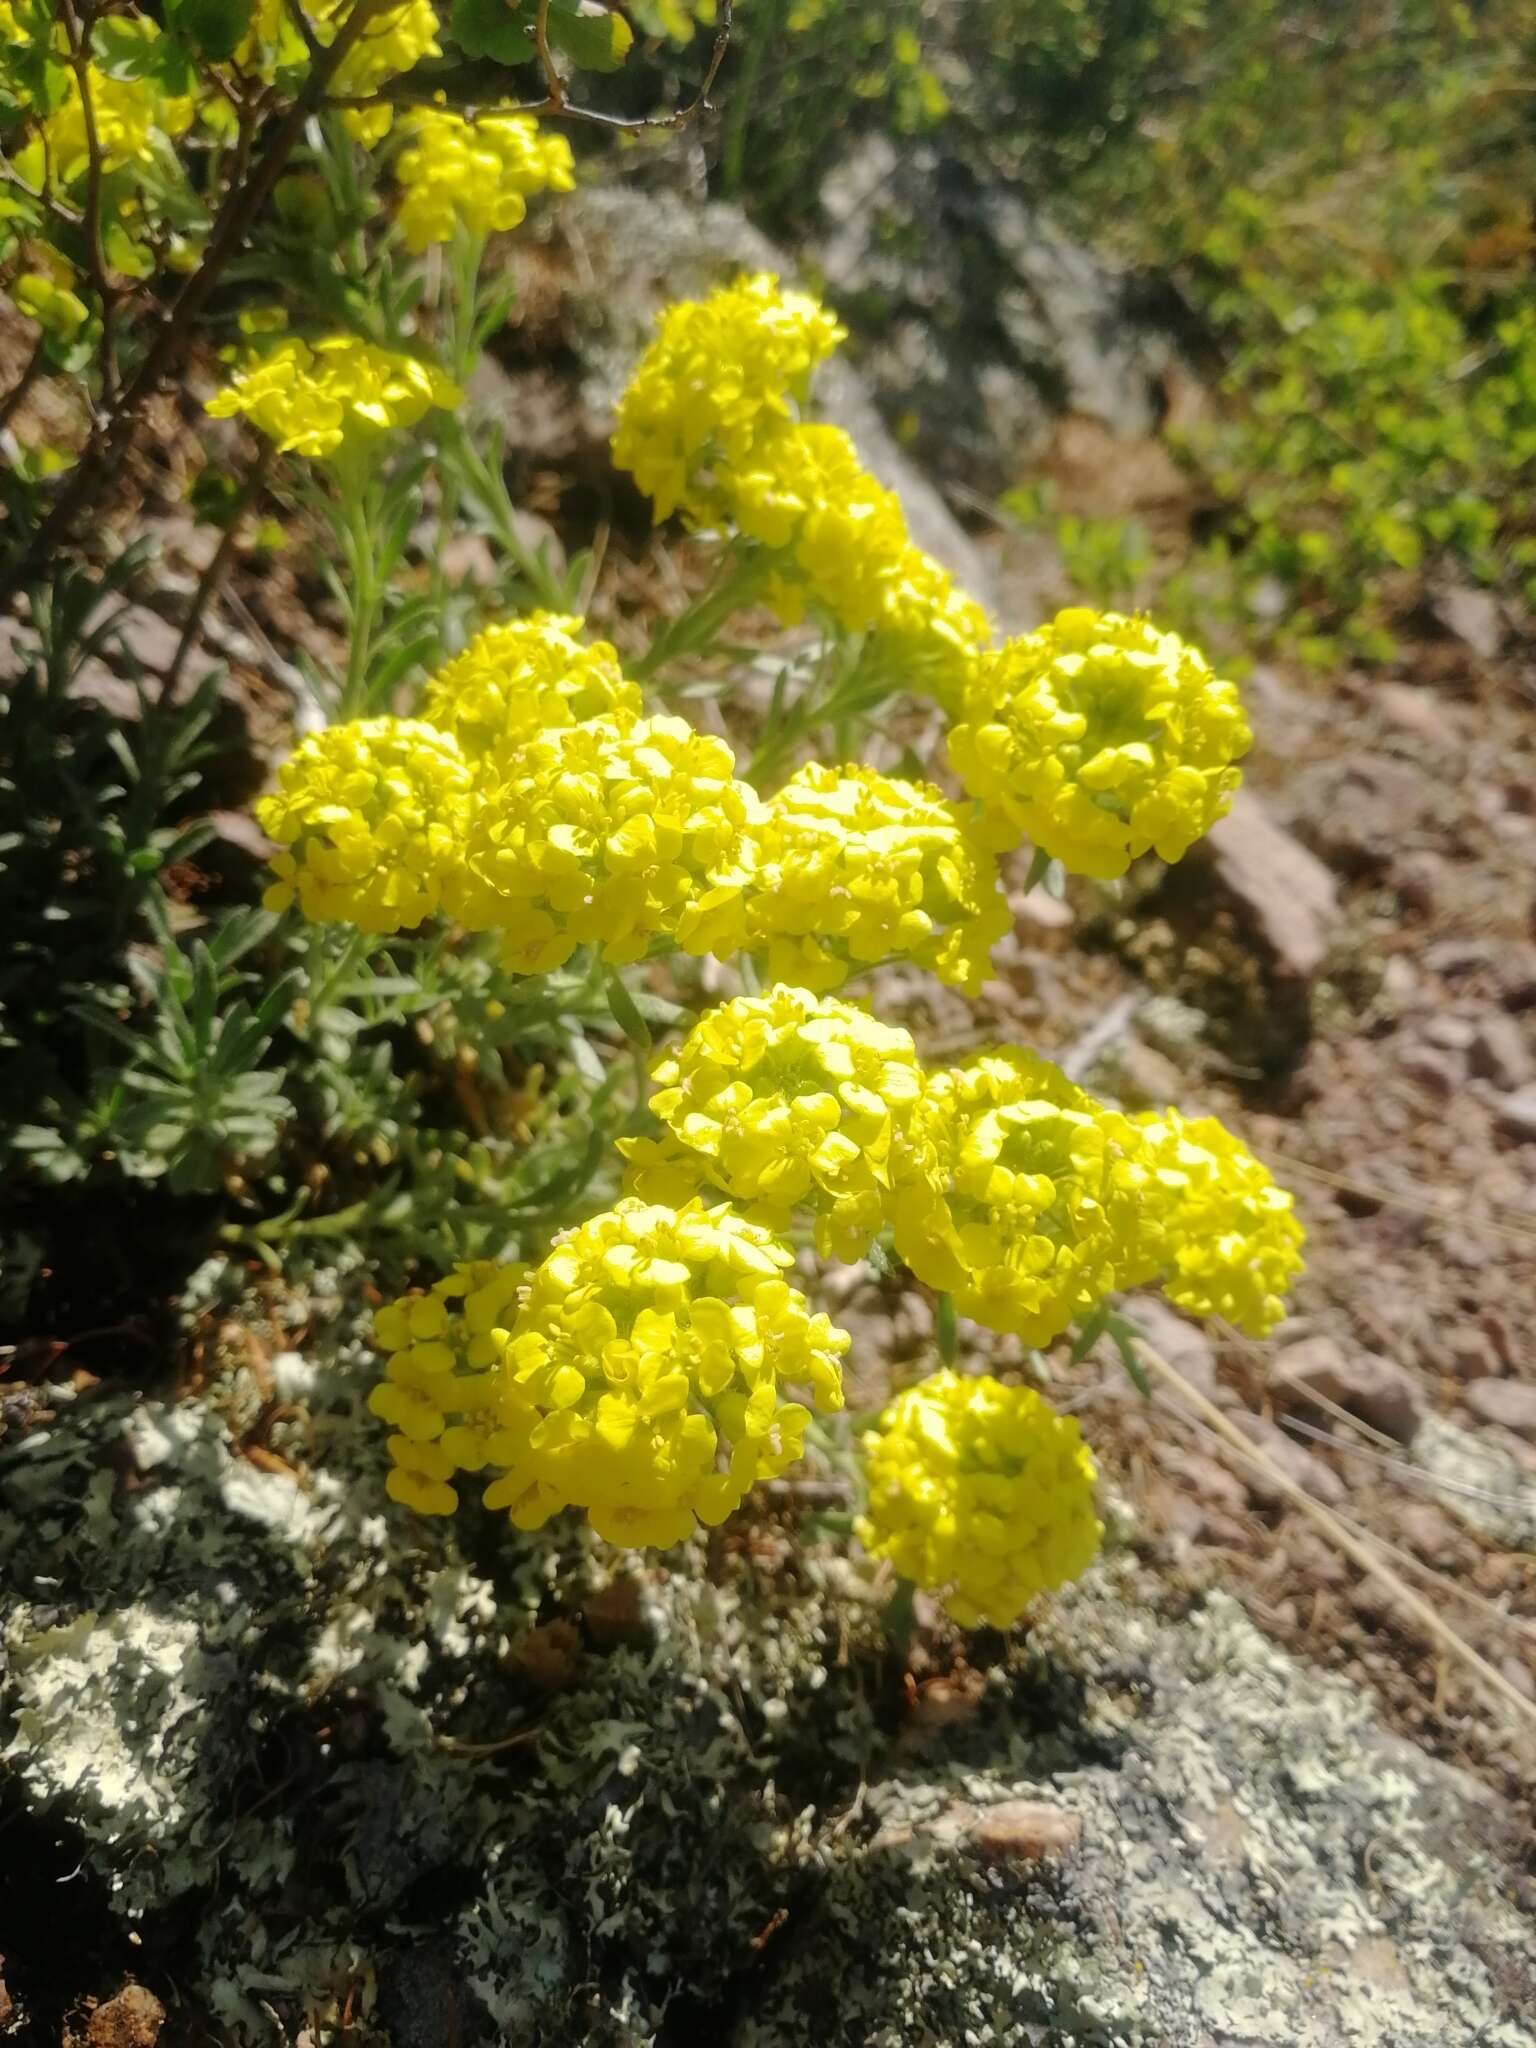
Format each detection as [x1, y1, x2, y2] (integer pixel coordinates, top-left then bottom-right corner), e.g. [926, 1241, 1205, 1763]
[1462, 1378, 1536, 1440]
[1399, 1041, 1466, 1096]
[1228, 1409, 1349, 1511]
[1271, 1335, 1423, 1444]
[733, 1586, 1533, 2048]
[1198, 789, 1340, 987]
[1432, 582, 1503, 659]
[1119, 1293, 1219, 1401]
[1496, 1085, 1536, 1141]
[811, 135, 1190, 500]
[2, 1276, 1531, 2046]
[1471, 1014, 1532, 1091]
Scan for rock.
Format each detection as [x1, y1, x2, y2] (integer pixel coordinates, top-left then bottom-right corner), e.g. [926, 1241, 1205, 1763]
[1271, 1336, 1424, 1445]
[809, 134, 1188, 501]
[731, 1590, 1533, 2048]
[1293, 754, 1434, 875]
[1496, 1086, 1536, 1141]
[1119, 1294, 1219, 1401]
[85, 1985, 165, 2048]
[546, 182, 998, 609]
[1156, 1444, 1250, 1520]
[1194, 789, 1340, 986]
[4, 1278, 1532, 2046]
[1377, 681, 1459, 749]
[1471, 1014, 1532, 1091]
[1462, 1378, 1536, 1440]
[1229, 1411, 1349, 1511]
[1432, 582, 1503, 658]
[1445, 1325, 1504, 1380]
[1392, 1502, 1476, 1571]
[1422, 1013, 1477, 1052]
[966, 1799, 1082, 1862]
[1425, 936, 1494, 978]
[1398, 1041, 1464, 1096]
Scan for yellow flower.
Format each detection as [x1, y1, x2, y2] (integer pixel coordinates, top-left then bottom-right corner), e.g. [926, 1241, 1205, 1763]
[370, 1199, 848, 1547]
[949, 607, 1251, 879]
[452, 712, 758, 972]
[235, 0, 440, 141]
[727, 421, 988, 708]
[611, 273, 847, 520]
[15, 271, 89, 341]
[205, 333, 461, 461]
[393, 108, 575, 252]
[257, 718, 473, 932]
[420, 612, 638, 759]
[694, 762, 1008, 996]
[17, 21, 193, 189]
[858, 1370, 1102, 1628]
[620, 986, 927, 1261]
[890, 1048, 1148, 1345]
[1129, 1109, 1305, 1336]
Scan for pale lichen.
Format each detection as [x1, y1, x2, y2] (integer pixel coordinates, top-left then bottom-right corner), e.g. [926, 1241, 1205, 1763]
[1, 1267, 1531, 2045]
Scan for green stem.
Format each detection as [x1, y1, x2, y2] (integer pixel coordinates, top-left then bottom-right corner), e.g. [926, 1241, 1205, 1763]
[747, 634, 897, 787]
[335, 452, 381, 719]
[719, 0, 779, 198]
[632, 548, 771, 682]
[431, 230, 487, 612]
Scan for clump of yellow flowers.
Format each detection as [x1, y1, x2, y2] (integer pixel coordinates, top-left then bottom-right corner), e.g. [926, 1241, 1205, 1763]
[371, 1199, 848, 1547]
[393, 110, 576, 253]
[950, 608, 1251, 878]
[719, 762, 1009, 996]
[451, 712, 756, 973]
[618, 986, 927, 1262]
[258, 719, 472, 930]
[614, 276, 988, 706]
[207, 335, 461, 462]
[231, 272, 1307, 1634]
[420, 613, 638, 759]
[858, 1372, 1103, 1628]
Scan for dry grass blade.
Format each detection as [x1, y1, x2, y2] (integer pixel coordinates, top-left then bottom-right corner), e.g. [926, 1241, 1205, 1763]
[1134, 1339, 1536, 1737]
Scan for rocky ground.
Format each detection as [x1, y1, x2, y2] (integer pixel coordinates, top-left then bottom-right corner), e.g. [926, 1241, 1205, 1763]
[2, 171, 1535, 2044]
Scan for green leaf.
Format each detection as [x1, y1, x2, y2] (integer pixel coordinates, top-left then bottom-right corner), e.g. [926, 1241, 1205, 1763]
[167, 0, 253, 64]
[447, 0, 535, 64]
[605, 973, 652, 1052]
[546, 0, 633, 72]
[936, 1290, 957, 1364]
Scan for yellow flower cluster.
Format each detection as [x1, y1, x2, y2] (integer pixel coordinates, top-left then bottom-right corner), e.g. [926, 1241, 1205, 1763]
[256, 718, 472, 931]
[614, 277, 988, 706]
[257, 713, 1012, 997]
[370, 1198, 848, 1546]
[619, 986, 926, 1261]
[710, 762, 1009, 996]
[858, 1370, 1102, 1627]
[236, 0, 440, 142]
[1130, 1109, 1305, 1336]
[13, 20, 192, 190]
[732, 421, 989, 708]
[950, 608, 1252, 879]
[206, 334, 461, 461]
[420, 612, 638, 759]
[611, 272, 847, 519]
[451, 712, 756, 973]
[891, 1048, 1149, 1345]
[393, 110, 575, 253]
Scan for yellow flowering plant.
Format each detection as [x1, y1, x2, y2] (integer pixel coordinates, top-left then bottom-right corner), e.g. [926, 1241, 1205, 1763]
[7, 0, 1312, 1661]
[207, 269, 1305, 1640]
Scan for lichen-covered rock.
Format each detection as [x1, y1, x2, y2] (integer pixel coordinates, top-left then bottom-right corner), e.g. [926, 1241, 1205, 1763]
[1, 1269, 1531, 2044]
